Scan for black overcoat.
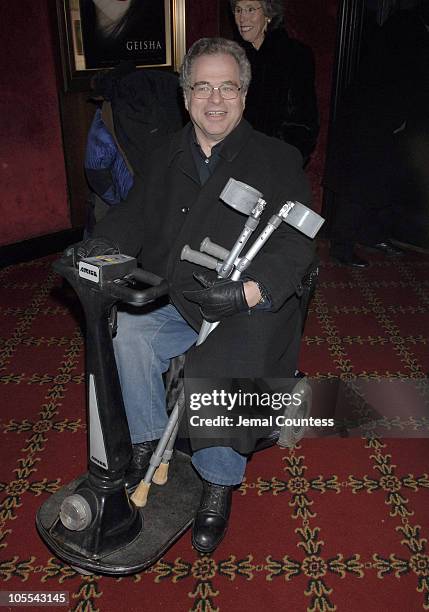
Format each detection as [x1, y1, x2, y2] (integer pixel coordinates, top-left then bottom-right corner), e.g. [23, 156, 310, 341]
[94, 120, 315, 453]
[239, 29, 319, 160]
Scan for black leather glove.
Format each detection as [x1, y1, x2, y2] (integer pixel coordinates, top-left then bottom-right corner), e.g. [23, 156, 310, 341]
[183, 271, 249, 323]
[64, 237, 120, 267]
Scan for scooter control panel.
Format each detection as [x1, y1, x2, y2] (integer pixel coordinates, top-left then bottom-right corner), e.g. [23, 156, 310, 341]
[78, 254, 137, 286]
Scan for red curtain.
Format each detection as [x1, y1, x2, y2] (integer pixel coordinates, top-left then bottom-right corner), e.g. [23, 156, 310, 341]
[0, 1, 70, 247]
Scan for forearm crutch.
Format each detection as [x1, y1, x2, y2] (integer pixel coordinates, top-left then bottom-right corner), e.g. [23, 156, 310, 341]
[131, 387, 186, 506]
[188, 194, 324, 344]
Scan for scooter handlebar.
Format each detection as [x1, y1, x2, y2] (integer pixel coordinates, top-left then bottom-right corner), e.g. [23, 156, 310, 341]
[130, 268, 165, 287]
[54, 257, 169, 307]
[109, 276, 169, 307]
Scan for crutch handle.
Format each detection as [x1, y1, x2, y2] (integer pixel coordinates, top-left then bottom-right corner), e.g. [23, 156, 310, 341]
[181, 245, 220, 270]
[200, 237, 230, 261]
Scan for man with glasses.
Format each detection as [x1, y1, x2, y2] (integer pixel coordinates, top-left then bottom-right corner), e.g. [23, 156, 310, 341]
[88, 37, 314, 553]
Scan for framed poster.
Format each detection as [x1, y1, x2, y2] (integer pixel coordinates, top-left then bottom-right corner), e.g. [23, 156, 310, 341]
[57, 0, 186, 91]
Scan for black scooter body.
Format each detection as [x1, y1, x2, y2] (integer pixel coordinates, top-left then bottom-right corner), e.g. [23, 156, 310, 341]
[37, 452, 201, 575]
[36, 255, 202, 575]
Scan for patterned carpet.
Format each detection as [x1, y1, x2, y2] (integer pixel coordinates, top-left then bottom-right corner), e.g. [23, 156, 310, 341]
[1, 241, 428, 611]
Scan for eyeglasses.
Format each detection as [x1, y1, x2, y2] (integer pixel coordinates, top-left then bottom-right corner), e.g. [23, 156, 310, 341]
[234, 5, 263, 16]
[189, 83, 242, 99]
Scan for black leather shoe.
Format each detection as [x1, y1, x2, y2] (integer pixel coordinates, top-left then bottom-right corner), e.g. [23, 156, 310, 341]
[124, 440, 159, 492]
[368, 241, 404, 257]
[332, 254, 369, 268]
[192, 480, 233, 554]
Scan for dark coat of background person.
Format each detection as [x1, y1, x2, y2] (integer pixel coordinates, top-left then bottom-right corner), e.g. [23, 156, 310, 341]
[91, 67, 185, 179]
[93, 120, 315, 453]
[83, 66, 185, 234]
[324, 6, 429, 249]
[238, 28, 319, 162]
[85, 62, 185, 236]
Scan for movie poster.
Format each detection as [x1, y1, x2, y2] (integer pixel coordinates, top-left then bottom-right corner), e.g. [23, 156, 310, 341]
[71, 0, 171, 70]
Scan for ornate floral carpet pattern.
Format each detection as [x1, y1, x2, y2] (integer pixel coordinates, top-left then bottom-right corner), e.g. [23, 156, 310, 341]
[0, 244, 428, 611]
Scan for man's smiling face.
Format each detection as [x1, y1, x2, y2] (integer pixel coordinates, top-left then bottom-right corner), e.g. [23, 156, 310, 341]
[184, 53, 246, 155]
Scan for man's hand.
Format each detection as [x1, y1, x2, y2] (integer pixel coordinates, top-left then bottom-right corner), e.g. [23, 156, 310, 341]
[243, 280, 263, 308]
[183, 271, 251, 323]
[64, 237, 120, 267]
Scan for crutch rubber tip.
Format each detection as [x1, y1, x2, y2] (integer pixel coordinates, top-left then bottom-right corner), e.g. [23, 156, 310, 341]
[130, 481, 151, 507]
[152, 462, 169, 485]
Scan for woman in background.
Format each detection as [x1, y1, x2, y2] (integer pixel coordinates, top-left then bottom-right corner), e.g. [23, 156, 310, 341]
[230, 0, 319, 164]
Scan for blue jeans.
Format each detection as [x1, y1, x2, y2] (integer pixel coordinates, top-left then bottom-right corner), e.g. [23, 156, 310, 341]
[113, 304, 247, 486]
